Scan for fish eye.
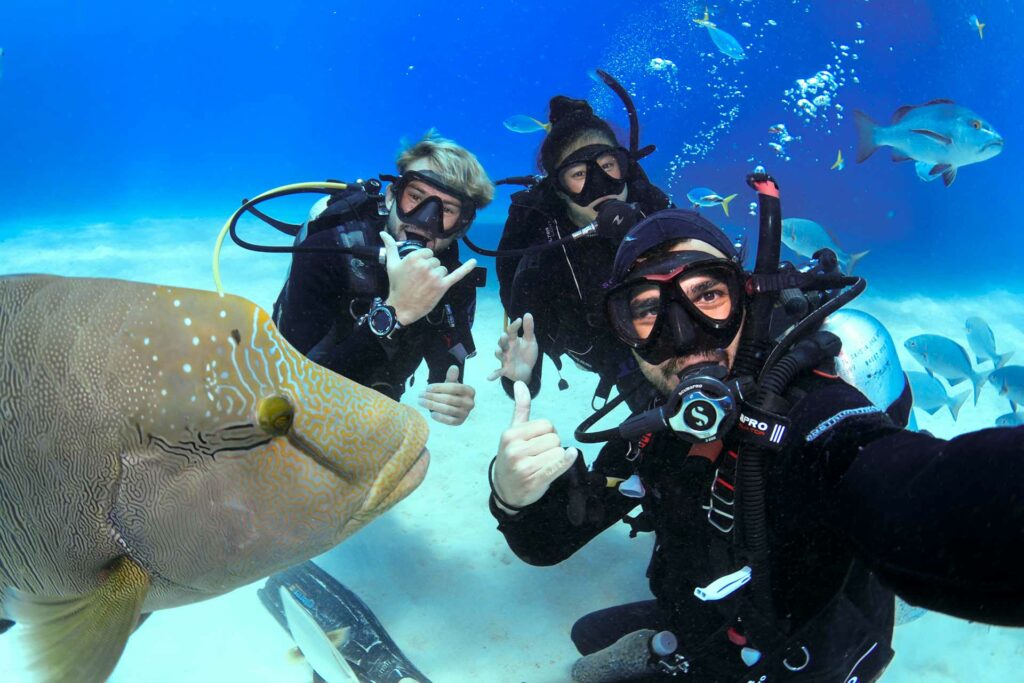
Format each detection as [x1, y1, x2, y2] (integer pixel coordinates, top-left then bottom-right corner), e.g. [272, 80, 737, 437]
[971, 120, 982, 130]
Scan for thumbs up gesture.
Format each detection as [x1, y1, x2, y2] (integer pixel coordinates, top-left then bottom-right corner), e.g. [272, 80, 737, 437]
[419, 365, 476, 426]
[491, 381, 579, 512]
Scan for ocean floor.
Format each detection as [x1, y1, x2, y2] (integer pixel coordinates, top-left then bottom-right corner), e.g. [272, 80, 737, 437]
[1, 217, 1022, 682]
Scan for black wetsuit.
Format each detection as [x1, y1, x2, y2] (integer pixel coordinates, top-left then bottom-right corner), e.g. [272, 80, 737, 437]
[496, 171, 672, 409]
[272, 188, 476, 400]
[491, 371, 1024, 681]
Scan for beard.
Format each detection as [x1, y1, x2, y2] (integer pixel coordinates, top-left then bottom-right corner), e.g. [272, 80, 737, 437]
[641, 347, 730, 397]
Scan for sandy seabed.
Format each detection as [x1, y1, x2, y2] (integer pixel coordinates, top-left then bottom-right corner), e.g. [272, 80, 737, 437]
[1, 218, 1022, 681]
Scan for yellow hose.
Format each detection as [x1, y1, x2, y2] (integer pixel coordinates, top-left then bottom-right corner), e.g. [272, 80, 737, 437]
[213, 181, 351, 295]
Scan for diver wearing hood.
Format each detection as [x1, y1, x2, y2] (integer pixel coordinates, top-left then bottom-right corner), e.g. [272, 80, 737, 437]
[490, 94, 672, 411]
[488, 207, 1024, 681]
[272, 131, 494, 423]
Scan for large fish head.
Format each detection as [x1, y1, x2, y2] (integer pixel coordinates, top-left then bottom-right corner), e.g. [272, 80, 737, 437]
[952, 109, 1004, 162]
[105, 283, 429, 603]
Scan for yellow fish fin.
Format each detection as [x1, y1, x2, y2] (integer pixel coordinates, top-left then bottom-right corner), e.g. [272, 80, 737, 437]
[830, 149, 844, 170]
[719, 193, 738, 217]
[8, 556, 150, 683]
[978, 21, 985, 40]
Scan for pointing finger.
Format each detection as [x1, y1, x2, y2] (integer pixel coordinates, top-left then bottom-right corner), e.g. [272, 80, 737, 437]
[442, 258, 478, 288]
[511, 380, 531, 426]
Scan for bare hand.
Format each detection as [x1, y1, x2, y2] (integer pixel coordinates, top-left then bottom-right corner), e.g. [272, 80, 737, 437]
[492, 381, 578, 512]
[419, 365, 475, 426]
[381, 232, 478, 325]
[487, 313, 539, 383]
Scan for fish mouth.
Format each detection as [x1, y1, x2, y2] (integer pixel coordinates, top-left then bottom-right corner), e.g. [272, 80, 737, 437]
[981, 139, 1005, 151]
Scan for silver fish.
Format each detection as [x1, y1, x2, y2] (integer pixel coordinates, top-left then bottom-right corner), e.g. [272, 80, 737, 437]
[904, 334, 990, 405]
[988, 365, 1024, 412]
[995, 412, 1024, 428]
[781, 218, 869, 274]
[965, 316, 1013, 368]
[854, 99, 1003, 186]
[907, 371, 969, 420]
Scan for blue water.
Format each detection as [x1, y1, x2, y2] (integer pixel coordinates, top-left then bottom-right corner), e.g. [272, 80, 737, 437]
[2, 1, 1023, 681]
[1, 0, 1021, 294]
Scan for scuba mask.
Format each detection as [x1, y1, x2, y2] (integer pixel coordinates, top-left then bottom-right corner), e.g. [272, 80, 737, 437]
[554, 144, 630, 208]
[605, 250, 746, 365]
[382, 169, 477, 237]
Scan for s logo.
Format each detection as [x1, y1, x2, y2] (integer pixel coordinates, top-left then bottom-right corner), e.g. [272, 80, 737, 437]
[683, 400, 715, 431]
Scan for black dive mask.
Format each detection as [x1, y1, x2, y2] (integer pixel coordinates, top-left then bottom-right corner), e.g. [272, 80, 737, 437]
[554, 144, 629, 208]
[605, 251, 746, 365]
[383, 169, 477, 237]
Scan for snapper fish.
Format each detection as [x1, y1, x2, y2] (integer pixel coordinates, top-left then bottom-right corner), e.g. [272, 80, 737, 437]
[686, 187, 738, 216]
[0, 275, 429, 683]
[907, 371, 969, 420]
[965, 316, 1013, 368]
[781, 217, 869, 275]
[854, 99, 1003, 186]
[693, 7, 746, 60]
[904, 334, 991, 405]
[988, 365, 1024, 412]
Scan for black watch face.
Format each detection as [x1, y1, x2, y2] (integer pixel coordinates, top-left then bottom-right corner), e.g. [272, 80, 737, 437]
[369, 306, 395, 336]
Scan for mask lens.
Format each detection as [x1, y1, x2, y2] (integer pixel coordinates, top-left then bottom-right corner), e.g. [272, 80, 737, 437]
[606, 258, 744, 351]
[678, 268, 736, 324]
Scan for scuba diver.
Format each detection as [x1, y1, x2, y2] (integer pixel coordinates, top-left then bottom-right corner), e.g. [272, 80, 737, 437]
[487, 179, 1024, 681]
[271, 131, 494, 424]
[487, 75, 673, 412]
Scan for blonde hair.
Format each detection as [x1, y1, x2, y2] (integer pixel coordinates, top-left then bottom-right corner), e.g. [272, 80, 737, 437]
[396, 129, 494, 208]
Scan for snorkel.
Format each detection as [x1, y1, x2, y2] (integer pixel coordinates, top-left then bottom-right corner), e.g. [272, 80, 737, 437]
[461, 68, 655, 259]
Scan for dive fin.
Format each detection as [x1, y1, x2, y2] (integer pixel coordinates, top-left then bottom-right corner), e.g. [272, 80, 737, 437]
[995, 351, 1014, 369]
[846, 250, 869, 275]
[7, 556, 150, 683]
[911, 129, 953, 145]
[948, 391, 969, 421]
[853, 110, 880, 162]
[831, 149, 845, 169]
[719, 193, 737, 217]
[977, 22, 985, 40]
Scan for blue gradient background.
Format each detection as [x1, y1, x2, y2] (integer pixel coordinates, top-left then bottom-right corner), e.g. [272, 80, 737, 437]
[0, 0, 1020, 295]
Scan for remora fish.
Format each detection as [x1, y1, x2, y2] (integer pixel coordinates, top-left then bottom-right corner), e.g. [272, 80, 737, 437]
[904, 334, 990, 404]
[907, 370, 969, 420]
[965, 316, 1013, 368]
[988, 365, 1024, 412]
[686, 187, 738, 216]
[0, 275, 429, 683]
[781, 217, 869, 274]
[854, 99, 1003, 186]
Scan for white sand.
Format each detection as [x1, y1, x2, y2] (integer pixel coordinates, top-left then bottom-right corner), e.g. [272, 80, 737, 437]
[1, 218, 1022, 681]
